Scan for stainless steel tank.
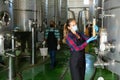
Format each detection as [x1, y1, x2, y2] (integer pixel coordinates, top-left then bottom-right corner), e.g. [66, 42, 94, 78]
[0, 0, 13, 56]
[78, 9, 90, 33]
[13, 0, 40, 31]
[89, 0, 102, 26]
[41, 0, 67, 27]
[0, 0, 13, 31]
[56, 0, 67, 25]
[94, 0, 102, 26]
[101, 0, 120, 76]
[41, 0, 48, 28]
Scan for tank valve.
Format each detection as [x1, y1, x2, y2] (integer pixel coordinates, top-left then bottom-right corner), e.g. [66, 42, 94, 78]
[104, 41, 115, 52]
[99, 28, 115, 53]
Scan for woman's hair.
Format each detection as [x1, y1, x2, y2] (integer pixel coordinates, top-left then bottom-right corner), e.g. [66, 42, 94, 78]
[62, 18, 76, 43]
[64, 18, 75, 34]
[63, 18, 75, 38]
[66, 18, 75, 27]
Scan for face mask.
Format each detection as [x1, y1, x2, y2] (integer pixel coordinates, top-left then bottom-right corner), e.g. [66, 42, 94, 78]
[72, 25, 78, 31]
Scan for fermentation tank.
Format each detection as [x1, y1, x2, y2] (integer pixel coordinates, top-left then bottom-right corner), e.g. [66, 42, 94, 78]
[94, 0, 102, 27]
[0, 0, 13, 56]
[13, 0, 39, 31]
[78, 9, 90, 33]
[13, 0, 42, 50]
[41, 0, 67, 27]
[95, 0, 120, 77]
[103, 0, 120, 76]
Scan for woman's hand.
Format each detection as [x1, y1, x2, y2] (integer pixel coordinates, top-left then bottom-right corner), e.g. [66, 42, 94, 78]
[86, 36, 97, 43]
[94, 25, 99, 32]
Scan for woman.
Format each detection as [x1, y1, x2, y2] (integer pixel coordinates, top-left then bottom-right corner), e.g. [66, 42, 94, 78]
[65, 18, 97, 80]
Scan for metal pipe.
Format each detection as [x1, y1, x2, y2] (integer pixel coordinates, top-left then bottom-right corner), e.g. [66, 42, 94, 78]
[94, 62, 109, 67]
[68, 7, 89, 9]
[59, 0, 62, 19]
[8, 56, 12, 80]
[0, 35, 4, 56]
[32, 25, 35, 65]
[45, 0, 48, 25]
[105, 6, 120, 11]
[6, 35, 15, 80]
[8, 34, 15, 80]
[36, 0, 42, 28]
[7, 52, 15, 80]
[104, 14, 115, 17]
[54, 0, 57, 24]
[68, 9, 75, 19]
[32, 27, 35, 65]
[101, 0, 104, 28]
[12, 35, 15, 53]
[92, 18, 96, 37]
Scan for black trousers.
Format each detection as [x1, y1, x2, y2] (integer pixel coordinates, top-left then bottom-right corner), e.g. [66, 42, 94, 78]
[70, 51, 86, 80]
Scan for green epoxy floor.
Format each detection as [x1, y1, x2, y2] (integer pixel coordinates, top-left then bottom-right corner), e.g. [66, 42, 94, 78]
[0, 44, 118, 80]
[20, 54, 96, 80]
[93, 68, 118, 80]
